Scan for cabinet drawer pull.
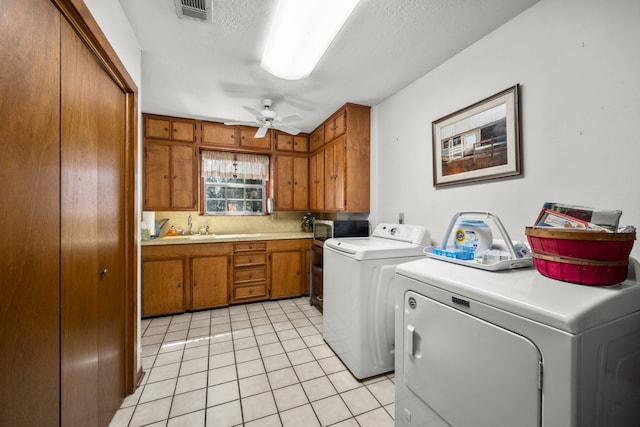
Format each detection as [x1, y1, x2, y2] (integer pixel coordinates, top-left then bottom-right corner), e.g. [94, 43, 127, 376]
[177, 282, 182, 288]
[193, 281, 198, 287]
[99, 268, 109, 278]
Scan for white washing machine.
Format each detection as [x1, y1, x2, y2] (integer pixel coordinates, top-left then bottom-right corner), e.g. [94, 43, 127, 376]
[394, 256, 640, 427]
[323, 223, 430, 379]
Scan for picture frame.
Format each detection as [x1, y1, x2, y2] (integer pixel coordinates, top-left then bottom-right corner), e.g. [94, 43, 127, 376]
[432, 84, 521, 187]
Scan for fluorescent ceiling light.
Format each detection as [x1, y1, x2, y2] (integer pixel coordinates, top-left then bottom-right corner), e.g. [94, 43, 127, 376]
[260, 0, 361, 80]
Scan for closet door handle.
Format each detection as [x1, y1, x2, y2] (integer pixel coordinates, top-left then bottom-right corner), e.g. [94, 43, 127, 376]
[99, 268, 109, 279]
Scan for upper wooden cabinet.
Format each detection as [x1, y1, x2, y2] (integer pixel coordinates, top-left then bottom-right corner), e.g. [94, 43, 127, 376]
[310, 126, 325, 153]
[309, 150, 325, 212]
[324, 109, 347, 143]
[274, 154, 309, 211]
[324, 136, 346, 211]
[275, 132, 309, 153]
[201, 121, 236, 147]
[142, 102, 370, 213]
[198, 119, 272, 151]
[315, 103, 371, 213]
[145, 114, 197, 143]
[144, 142, 197, 211]
[239, 126, 271, 151]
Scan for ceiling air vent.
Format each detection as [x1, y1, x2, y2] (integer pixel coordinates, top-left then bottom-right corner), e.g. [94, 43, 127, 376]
[174, 0, 211, 22]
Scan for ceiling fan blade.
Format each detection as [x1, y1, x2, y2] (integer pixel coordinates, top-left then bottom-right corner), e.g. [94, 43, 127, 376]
[243, 105, 265, 120]
[254, 126, 269, 138]
[275, 113, 302, 124]
[274, 124, 301, 135]
[224, 121, 257, 126]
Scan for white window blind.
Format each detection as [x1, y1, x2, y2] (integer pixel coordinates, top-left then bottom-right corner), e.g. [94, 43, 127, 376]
[201, 150, 269, 180]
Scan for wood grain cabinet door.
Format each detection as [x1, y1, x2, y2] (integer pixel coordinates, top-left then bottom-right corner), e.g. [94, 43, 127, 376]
[144, 143, 196, 210]
[170, 119, 196, 142]
[274, 155, 308, 211]
[170, 144, 196, 209]
[292, 156, 309, 211]
[142, 259, 185, 317]
[271, 251, 303, 298]
[146, 117, 171, 139]
[144, 143, 172, 209]
[275, 155, 294, 210]
[325, 138, 345, 211]
[201, 121, 236, 147]
[239, 126, 271, 150]
[293, 135, 309, 153]
[191, 256, 228, 310]
[309, 150, 325, 212]
[275, 133, 293, 151]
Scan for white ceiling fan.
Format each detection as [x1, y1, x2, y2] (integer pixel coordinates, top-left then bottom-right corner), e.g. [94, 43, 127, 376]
[224, 99, 303, 138]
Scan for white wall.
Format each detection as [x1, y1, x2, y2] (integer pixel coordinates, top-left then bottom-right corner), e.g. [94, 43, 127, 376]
[83, 0, 142, 87]
[373, 0, 640, 259]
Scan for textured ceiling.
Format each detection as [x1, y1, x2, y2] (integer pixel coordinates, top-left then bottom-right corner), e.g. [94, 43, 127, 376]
[119, 0, 539, 133]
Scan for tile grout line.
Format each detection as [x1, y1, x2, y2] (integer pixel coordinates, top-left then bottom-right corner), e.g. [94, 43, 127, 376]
[125, 297, 395, 427]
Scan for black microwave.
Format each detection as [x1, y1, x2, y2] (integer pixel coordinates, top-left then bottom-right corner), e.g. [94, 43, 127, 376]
[313, 220, 369, 245]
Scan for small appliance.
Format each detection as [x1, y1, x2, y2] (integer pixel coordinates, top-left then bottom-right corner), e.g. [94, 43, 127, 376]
[313, 219, 369, 246]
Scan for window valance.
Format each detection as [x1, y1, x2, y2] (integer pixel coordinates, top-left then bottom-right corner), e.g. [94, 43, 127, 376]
[201, 150, 269, 180]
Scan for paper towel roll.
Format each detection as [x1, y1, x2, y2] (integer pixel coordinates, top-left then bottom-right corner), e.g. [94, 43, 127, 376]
[142, 211, 156, 236]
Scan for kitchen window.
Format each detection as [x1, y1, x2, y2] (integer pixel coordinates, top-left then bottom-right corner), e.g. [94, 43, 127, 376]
[201, 150, 269, 215]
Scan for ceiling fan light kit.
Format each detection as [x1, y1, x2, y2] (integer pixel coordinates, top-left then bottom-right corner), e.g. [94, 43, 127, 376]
[260, 0, 361, 80]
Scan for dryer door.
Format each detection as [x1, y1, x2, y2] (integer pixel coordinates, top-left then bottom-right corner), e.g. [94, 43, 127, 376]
[404, 291, 541, 427]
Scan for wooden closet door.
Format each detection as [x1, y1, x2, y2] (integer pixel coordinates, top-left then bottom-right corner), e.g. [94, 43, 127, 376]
[61, 18, 126, 427]
[96, 49, 127, 427]
[0, 0, 61, 424]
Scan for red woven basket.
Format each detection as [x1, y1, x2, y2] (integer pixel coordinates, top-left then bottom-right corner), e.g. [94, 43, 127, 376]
[525, 227, 636, 286]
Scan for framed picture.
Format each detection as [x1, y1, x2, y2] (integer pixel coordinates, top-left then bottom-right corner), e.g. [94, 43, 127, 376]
[432, 84, 521, 187]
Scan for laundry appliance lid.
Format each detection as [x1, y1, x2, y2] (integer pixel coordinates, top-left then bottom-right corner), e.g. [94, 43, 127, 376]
[396, 257, 640, 334]
[325, 236, 426, 260]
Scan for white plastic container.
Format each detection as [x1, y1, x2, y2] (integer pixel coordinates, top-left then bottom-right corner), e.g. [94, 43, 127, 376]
[454, 219, 493, 256]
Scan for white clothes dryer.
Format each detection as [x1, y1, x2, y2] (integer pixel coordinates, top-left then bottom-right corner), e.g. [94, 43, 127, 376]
[323, 223, 430, 379]
[394, 257, 640, 427]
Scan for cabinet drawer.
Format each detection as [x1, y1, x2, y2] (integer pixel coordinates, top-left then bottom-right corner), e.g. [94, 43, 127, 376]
[234, 253, 266, 267]
[234, 266, 266, 283]
[234, 284, 267, 300]
[234, 242, 266, 253]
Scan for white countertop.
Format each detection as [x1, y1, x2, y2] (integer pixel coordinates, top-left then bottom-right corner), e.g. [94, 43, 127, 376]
[141, 231, 313, 246]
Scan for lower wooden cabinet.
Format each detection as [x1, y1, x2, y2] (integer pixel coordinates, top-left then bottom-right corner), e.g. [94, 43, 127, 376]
[142, 258, 185, 317]
[142, 238, 312, 317]
[142, 242, 233, 317]
[269, 239, 311, 299]
[191, 255, 229, 310]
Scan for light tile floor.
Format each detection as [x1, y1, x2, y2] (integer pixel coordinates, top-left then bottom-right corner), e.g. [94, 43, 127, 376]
[109, 297, 395, 427]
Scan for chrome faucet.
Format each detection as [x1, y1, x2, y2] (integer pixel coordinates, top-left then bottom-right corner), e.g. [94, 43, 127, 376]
[187, 215, 193, 235]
